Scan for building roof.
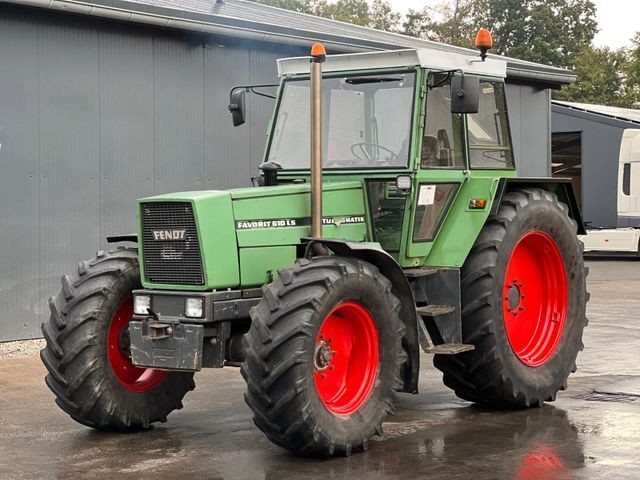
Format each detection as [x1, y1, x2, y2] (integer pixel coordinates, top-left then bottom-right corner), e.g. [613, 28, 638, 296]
[553, 100, 640, 125]
[9, 0, 575, 87]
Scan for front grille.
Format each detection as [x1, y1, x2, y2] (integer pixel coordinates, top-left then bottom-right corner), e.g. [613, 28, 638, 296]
[140, 202, 205, 286]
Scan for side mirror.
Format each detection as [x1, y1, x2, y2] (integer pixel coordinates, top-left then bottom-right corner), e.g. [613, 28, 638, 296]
[451, 76, 480, 114]
[228, 89, 246, 127]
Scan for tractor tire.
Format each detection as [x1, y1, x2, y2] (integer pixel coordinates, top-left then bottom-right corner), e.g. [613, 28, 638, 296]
[241, 256, 405, 457]
[434, 188, 588, 408]
[40, 247, 195, 430]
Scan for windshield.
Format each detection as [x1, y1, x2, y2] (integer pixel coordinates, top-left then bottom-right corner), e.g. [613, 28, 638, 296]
[267, 72, 416, 169]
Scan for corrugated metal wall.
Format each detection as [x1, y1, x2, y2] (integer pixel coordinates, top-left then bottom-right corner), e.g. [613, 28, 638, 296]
[552, 106, 627, 228]
[0, 5, 551, 342]
[0, 6, 305, 341]
[507, 85, 552, 177]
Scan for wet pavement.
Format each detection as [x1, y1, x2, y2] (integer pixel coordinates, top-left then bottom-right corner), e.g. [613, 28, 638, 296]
[1, 260, 639, 479]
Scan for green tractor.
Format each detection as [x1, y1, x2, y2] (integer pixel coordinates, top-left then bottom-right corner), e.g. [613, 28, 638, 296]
[41, 36, 587, 457]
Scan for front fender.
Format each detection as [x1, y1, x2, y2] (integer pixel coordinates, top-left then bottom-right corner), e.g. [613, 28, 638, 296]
[303, 238, 420, 394]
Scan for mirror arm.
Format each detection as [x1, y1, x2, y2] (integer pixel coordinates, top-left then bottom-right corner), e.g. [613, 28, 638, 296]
[229, 84, 278, 100]
[428, 69, 462, 90]
[249, 87, 277, 100]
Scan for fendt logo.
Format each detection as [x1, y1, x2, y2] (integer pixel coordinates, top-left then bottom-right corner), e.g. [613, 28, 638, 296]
[152, 230, 186, 241]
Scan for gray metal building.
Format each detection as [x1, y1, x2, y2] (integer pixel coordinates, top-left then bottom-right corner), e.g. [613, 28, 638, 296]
[552, 101, 640, 228]
[0, 0, 574, 341]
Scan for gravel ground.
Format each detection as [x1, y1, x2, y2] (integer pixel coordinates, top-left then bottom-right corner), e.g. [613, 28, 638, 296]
[0, 339, 45, 360]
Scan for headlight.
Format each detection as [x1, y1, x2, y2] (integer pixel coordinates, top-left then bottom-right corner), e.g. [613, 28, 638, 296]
[185, 297, 204, 318]
[133, 295, 151, 315]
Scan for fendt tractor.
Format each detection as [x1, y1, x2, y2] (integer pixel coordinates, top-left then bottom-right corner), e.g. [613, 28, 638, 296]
[41, 31, 588, 457]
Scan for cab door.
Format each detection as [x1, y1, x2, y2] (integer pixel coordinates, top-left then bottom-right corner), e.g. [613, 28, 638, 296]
[406, 73, 468, 261]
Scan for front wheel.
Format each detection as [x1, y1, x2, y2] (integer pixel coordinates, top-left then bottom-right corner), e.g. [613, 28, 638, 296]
[40, 247, 195, 430]
[434, 188, 588, 407]
[241, 256, 405, 457]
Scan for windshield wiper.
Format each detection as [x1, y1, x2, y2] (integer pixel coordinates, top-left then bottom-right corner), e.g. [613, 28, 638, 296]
[345, 76, 404, 85]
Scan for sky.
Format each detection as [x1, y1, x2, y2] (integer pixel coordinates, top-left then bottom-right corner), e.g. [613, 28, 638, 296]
[385, 0, 639, 50]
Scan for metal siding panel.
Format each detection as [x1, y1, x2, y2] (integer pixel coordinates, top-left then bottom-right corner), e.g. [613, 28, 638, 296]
[204, 43, 252, 189]
[153, 37, 206, 195]
[0, 15, 41, 340]
[98, 30, 155, 240]
[510, 85, 550, 177]
[37, 20, 102, 340]
[579, 123, 622, 227]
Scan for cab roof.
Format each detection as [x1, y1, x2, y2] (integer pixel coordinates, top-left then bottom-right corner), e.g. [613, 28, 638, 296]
[277, 49, 507, 78]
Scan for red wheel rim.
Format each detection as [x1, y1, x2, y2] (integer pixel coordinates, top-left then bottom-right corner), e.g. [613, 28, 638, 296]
[313, 301, 379, 416]
[503, 230, 568, 367]
[107, 296, 167, 392]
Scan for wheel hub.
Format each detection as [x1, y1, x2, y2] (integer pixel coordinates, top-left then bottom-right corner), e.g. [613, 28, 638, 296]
[506, 281, 524, 313]
[314, 340, 335, 371]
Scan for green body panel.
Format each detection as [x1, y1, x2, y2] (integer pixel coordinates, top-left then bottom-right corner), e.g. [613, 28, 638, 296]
[138, 191, 240, 290]
[232, 181, 367, 286]
[232, 181, 367, 248]
[138, 182, 367, 290]
[239, 246, 297, 286]
[421, 171, 513, 267]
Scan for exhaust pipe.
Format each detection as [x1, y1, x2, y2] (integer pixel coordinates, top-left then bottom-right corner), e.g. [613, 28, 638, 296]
[310, 43, 326, 238]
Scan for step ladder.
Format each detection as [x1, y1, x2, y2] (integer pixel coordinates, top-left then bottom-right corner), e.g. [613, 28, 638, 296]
[415, 304, 474, 355]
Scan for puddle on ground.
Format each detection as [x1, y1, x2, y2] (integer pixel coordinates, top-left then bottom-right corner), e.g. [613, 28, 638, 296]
[578, 391, 640, 404]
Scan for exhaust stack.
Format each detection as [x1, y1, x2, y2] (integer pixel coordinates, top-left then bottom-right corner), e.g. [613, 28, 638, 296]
[310, 43, 326, 238]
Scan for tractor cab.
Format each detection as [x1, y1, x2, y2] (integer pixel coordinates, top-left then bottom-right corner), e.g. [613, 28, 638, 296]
[235, 47, 516, 267]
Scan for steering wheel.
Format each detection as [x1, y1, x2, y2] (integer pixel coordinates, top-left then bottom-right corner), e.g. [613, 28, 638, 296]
[350, 143, 400, 165]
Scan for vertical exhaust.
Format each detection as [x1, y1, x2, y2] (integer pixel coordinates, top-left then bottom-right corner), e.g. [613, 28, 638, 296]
[310, 43, 326, 238]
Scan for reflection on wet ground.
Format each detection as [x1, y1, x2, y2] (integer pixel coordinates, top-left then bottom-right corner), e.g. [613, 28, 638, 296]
[1, 260, 639, 479]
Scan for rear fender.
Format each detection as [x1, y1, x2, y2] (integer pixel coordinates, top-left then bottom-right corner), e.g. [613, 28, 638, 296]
[302, 238, 420, 394]
[492, 178, 586, 234]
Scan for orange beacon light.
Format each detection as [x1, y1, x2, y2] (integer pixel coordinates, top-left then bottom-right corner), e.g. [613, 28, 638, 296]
[475, 28, 493, 61]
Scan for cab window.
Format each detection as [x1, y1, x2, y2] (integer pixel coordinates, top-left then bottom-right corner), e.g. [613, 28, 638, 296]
[468, 81, 514, 169]
[268, 72, 415, 169]
[421, 76, 465, 169]
[413, 183, 458, 241]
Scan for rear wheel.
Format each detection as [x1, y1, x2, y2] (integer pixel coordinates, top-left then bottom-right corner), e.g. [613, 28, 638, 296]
[40, 247, 195, 430]
[241, 256, 405, 457]
[434, 188, 588, 407]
